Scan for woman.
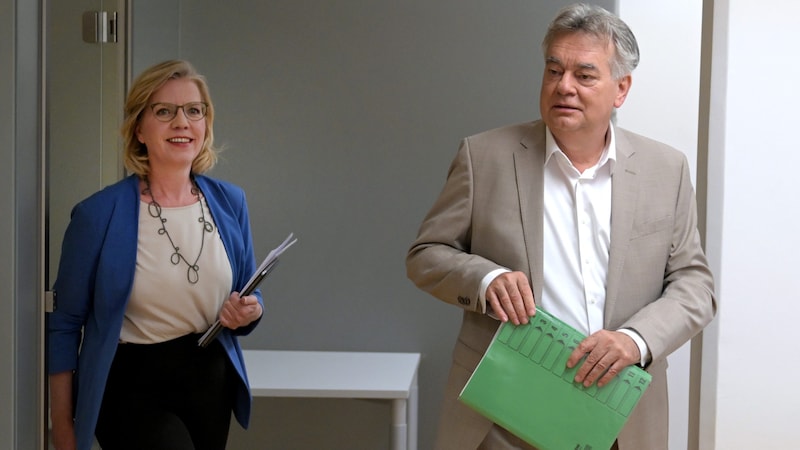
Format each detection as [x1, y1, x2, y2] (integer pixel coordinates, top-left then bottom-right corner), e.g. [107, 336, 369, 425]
[48, 60, 264, 450]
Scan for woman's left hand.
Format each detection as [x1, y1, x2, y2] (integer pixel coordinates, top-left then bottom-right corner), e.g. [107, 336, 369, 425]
[218, 291, 263, 329]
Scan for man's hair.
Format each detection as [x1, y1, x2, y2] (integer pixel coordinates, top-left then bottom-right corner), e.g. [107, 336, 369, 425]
[121, 59, 218, 177]
[542, 3, 640, 79]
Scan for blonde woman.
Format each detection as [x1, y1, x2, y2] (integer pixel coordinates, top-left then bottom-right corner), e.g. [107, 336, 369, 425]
[49, 60, 263, 450]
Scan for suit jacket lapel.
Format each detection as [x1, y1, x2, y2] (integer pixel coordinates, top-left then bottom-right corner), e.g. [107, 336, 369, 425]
[515, 122, 546, 302]
[605, 126, 639, 325]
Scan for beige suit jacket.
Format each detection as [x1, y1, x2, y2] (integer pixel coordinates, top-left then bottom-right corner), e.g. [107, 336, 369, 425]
[407, 121, 716, 450]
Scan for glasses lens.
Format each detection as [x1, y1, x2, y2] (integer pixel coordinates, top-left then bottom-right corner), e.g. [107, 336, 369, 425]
[149, 103, 207, 121]
[184, 102, 207, 121]
[151, 103, 177, 121]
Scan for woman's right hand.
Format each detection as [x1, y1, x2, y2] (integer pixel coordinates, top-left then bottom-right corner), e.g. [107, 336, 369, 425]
[51, 420, 77, 450]
[49, 371, 77, 450]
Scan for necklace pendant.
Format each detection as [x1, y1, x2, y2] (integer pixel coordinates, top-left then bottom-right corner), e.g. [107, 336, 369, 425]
[145, 176, 210, 285]
[187, 264, 200, 284]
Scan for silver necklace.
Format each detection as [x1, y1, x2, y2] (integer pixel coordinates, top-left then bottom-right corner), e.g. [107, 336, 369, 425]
[143, 177, 215, 284]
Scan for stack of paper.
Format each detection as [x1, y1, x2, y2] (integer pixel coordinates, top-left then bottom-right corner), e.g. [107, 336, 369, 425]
[459, 309, 652, 450]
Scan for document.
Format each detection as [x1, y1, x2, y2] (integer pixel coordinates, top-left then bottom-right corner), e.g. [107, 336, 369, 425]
[459, 309, 652, 450]
[197, 232, 298, 347]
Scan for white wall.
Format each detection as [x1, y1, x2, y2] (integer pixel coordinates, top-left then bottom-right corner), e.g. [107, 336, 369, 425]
[616, 2, 703, 449]
[702, 0, 800, 447]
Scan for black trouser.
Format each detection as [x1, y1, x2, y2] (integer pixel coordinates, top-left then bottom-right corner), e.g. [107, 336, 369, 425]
[95, 333, 234, 450]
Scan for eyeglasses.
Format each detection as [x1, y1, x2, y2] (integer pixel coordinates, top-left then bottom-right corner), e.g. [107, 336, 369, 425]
[148, 102, 208, 122]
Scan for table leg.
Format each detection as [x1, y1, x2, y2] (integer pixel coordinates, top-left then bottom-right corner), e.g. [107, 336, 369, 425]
[408, 372, 418, 450]
[391, 398, 408, 450]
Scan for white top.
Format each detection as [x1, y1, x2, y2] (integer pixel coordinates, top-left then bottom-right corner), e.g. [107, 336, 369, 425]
[244, 350, 420, 399]
[120, 198, 232, 343]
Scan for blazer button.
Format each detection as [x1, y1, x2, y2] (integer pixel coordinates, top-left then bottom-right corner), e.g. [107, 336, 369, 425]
[457, 296, 471, 305]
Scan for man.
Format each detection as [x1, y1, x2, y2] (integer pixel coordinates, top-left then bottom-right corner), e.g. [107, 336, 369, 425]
[406, 3, 716, 449]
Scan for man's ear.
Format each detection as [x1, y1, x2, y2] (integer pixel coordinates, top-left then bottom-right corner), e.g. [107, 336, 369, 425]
[614, 74, 632, 108]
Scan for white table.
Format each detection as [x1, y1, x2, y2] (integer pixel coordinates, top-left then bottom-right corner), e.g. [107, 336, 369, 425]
[243, 350, 421, 450]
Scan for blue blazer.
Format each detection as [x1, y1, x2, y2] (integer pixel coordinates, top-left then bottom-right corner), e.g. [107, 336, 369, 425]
[48, 174, 263, 450]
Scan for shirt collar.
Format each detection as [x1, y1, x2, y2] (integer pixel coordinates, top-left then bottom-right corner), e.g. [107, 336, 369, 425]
[544, 122, 617, 175]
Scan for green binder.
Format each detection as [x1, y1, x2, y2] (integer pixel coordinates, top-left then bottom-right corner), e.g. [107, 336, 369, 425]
[459, 309, 652, 450]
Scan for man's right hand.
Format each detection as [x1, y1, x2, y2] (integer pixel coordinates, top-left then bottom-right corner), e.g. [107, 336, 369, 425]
[486, 271, 536, 325]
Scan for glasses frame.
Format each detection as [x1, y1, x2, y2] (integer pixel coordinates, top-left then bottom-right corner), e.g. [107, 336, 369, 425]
[148, 102, 209, 122]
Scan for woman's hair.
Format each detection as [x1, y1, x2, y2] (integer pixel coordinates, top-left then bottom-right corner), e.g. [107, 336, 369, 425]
[121, 59, 218, 177]
[541, 3, 640, 80]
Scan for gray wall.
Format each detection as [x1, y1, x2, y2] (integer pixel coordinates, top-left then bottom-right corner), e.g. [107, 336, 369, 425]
[0, 0, 14, 442]
[132, 0, 613, 449]
[1, 0, 45, 448]
[130, 1, 614, 449]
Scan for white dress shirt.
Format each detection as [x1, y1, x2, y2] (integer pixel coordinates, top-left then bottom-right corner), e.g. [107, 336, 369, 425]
[480, 123, 649, 365]
[540, 125, 612, 335]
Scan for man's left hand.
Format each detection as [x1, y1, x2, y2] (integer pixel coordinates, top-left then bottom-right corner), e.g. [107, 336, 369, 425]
[567, 330, 641, 388]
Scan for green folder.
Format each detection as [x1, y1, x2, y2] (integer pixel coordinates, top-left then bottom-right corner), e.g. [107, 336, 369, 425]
[459, 309, 652, 450]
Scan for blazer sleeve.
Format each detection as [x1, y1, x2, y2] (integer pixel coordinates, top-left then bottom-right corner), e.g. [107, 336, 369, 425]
[48, 200, 107, 373]
[406, 139, 507, 314]
[217, 181, 264, 336]
[619, 154, 717, 361]
[232, 188, 263, 336]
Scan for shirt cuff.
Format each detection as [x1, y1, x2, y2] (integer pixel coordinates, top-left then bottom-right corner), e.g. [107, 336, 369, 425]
[617, 328, 651, 367]
[480, 268, 511, 318]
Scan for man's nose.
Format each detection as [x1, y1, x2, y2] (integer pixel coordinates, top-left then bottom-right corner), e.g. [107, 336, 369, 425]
[556, 72, 577, 94]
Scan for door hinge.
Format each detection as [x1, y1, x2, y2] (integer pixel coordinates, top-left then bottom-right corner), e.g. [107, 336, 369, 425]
[44, 290, 55, 313]
[82, 11, 118, 44]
